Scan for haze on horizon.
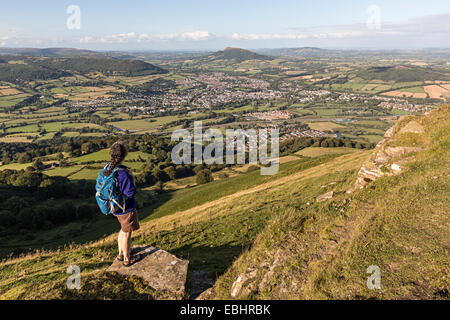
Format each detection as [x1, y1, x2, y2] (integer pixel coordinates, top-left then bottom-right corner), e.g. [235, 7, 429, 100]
[1, 0, 450, 51]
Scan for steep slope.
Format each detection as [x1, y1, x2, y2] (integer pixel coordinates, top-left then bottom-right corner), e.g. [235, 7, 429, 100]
[209, 105, 449, 300]
[0, 152, 368, 299]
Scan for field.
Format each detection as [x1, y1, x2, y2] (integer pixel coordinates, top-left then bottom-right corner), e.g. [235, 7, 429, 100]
[307, 121, 345, 131]
[423, 85, 450, 99]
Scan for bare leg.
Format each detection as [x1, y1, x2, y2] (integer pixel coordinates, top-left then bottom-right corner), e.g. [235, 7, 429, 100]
[122, 231, 132, 262]
[117, 230, 124, 258]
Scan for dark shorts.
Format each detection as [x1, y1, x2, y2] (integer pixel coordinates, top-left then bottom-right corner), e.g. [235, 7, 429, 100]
[115, 209, 140, 232]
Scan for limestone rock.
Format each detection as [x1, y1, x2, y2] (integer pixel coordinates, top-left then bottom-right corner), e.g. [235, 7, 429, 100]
[384, 146, 422, 158]
[398, 121, 425, 135]
[258, 249, 284, 292]
[383, 125, 395, 138]
[107, 245, 188, 297]
[196, 287, 216, 300]
[391, 163, 402, 174]
[316, 191, 334, 202]
[348, 119, 426, 193]
[230, 267, 258, 298]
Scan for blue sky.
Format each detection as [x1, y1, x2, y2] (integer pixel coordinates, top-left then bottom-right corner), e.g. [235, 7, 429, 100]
[1, 0, 449, 50]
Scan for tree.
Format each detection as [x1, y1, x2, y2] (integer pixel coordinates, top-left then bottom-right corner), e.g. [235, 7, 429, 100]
[163, 166, 176, 180]
[196, 169, 214, 185]
[59, 158, 69, 167]
[12, 171, 42, 188]
[152, 167, 169, 182]
[32, 159, 45, 171]
[18, 152, 32, 164]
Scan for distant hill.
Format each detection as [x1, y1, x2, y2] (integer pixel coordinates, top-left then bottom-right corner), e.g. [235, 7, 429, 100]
[35, 57, 167, 77]
[0, 55, 167, 83]
[205, 47, 273, 63]
[0, 58, 72, 83]
[357, 65, 450, 82]
[0, 47, 104, 57]
[259, 47, 450, 60]
[259, 47, 342, 58]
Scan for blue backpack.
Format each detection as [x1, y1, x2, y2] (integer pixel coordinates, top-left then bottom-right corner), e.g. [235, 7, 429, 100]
[95, 163, 126, 215]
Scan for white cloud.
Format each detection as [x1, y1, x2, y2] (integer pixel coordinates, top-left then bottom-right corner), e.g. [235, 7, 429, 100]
[178, 31, 212, 41]
[79, 36, 94, 43]
[230, 31, 365, 41]
[81, 30, 213, 44]
[230, 13, 450, 44]
[231, 33, 308, 40]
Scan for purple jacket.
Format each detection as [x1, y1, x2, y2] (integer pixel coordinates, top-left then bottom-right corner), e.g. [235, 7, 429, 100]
[114, 164, 137, 215]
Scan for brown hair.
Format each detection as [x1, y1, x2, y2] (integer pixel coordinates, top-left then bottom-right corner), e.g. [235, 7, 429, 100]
[109, 141, 128, 170]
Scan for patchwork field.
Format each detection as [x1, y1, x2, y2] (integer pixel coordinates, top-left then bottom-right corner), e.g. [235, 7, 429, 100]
[381, 90, 427, 99]
[0, 87, 22, 96]
[423, 85, 450, 99]
[307, 121, 345, 131]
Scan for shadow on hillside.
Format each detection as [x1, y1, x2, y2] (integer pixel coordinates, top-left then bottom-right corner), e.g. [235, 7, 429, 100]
[0, 188, 174, 259]
[170, 243, 247, 299]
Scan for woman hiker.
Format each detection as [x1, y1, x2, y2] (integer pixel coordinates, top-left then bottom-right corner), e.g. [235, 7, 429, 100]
[108, 141, 140, 267]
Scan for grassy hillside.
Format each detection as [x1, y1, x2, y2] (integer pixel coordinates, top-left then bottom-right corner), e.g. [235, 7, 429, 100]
[212, 105, 449, 299]
[357, 65, 450, 82]
[0, 106, 448, 300]
[0, 56, 166, 83]
[0, 150, 367, 299]
[205, 47, 273, 63]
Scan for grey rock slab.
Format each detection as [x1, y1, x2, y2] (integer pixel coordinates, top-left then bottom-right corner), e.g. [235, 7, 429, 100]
[107, 245, 189, 296]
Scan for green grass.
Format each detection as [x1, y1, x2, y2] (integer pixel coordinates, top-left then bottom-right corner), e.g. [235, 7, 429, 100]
[6, 124, 40, 133]
[44, 165, 85, 177]
[147, 154, 345, 221]
[107, 116, 179, 131]
[0, 162, 35, 171]
[71, 149, 151, 164]
[69, 168, 101, 180]
[295, 147, 358, 157]
[0, 93, 31, 108]
[212, 105, 450, 300]
[0, 151, 356, 299]
[402, 86, 426, 93]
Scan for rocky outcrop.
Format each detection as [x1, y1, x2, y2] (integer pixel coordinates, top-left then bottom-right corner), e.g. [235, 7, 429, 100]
[107, 245, 189, 297]
[230, 267, 258, 298]
[348, 119, 425, 193]
[229, 249, 287, 299]
[398, 120, 425, 135]
[316, 191, 334, 202]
